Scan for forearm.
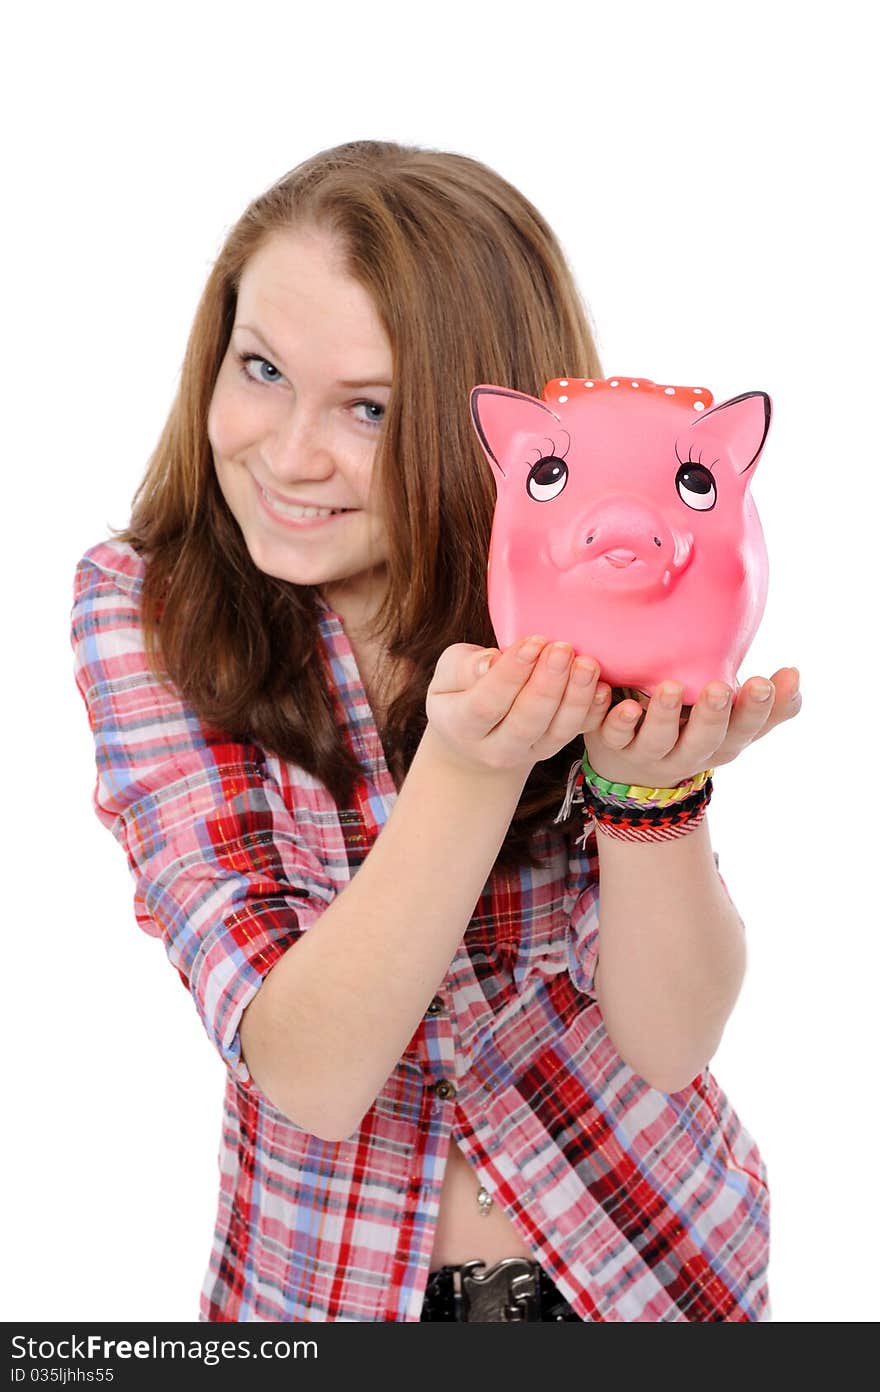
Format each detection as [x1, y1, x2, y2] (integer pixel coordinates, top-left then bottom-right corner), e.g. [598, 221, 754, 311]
[593, 815, 746, 1093]
[240, 725, 529, 1140]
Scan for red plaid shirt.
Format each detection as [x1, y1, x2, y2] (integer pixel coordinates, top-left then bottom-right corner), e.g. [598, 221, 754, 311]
[70, 539, 770, 1322]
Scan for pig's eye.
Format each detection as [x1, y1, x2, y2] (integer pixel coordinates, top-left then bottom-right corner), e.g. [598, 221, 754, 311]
[527, 455, 568, 502]
[675, 463, 716, 512]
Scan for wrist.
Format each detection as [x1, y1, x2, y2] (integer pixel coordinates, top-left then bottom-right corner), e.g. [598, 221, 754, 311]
[554, 749, 714, 845]
[418, 723, 532, 790]
[582, 752, 713, 842]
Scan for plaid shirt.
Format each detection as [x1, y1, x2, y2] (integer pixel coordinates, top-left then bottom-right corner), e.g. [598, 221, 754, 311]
[70, 539, 770, 1322]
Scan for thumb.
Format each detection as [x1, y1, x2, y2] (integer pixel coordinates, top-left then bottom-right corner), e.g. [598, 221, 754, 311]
[475, 648, 501, 677]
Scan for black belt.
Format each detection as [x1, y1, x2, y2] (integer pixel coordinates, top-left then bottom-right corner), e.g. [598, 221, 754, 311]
[420, 1258, 582, 1322]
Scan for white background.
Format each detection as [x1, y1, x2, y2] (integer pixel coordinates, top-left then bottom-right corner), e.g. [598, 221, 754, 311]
[4, 0, 877, 1324]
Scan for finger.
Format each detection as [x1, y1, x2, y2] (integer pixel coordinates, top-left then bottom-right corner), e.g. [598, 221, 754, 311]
[456, 634, 549, 737]
[533, 656, 605, 753]
[749, 666, 802, 737]
[487, 640, 579, 752]
[672, 681, 735, 767]
[474, 648, 502, 677]
[725, 676, 777, 743]
[596, 694, 646, 750]
[483, 639, 603, 763]
[716, 671, 804, 761]
[431, 641, 501, 691]
[626, 682, 693, 759]
[579, 676, 614, 733]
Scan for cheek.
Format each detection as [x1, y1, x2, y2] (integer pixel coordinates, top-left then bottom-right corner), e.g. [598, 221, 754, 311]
[358, 452, 384, 506]
[206, 385, 242, 459]
[213, 456, 243, 518]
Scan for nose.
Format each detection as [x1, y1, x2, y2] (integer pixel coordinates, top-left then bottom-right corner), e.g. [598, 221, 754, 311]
[261, 408, 337, 484]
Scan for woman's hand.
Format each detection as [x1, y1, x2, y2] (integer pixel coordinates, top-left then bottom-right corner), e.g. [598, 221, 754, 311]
[583, 668, 803, 789]
[425, 636, 611, 776]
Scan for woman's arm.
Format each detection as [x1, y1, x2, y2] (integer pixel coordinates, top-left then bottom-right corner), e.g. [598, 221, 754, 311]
[591, 816, 745, 1093]
[241, 636, 611, 1139]
[241, 723, 530, 1139]
[576, 659, 800, 1093]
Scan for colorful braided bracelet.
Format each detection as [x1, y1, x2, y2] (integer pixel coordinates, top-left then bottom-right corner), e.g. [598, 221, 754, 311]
[554, 753, 714, 845]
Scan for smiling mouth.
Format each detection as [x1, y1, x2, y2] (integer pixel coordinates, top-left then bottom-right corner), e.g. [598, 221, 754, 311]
[258, 483, 354, 520]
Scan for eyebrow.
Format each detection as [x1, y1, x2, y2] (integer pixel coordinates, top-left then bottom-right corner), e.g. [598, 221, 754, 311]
[233, 323, 392, 389]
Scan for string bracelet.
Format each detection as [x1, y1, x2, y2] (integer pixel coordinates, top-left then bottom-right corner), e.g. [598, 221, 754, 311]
[554, 752, 715, 846]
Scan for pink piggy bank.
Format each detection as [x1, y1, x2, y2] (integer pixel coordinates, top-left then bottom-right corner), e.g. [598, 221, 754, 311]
[469, 376, 771, 707]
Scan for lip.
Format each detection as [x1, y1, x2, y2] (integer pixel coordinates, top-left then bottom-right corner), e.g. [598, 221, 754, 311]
[602, 549, 639, 568]
[253, 475, 355, 528]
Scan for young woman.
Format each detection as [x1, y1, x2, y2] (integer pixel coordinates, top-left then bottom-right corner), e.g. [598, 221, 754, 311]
[70, 139, 800, 1321]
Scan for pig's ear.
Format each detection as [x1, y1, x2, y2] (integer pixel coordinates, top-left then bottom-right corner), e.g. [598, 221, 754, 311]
[690, 391, 772, 477]
[469, 385, 560, 481]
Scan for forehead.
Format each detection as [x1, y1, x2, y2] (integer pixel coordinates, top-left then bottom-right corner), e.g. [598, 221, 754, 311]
[241, 226, 348, 284]
[235, 229, 393, 370]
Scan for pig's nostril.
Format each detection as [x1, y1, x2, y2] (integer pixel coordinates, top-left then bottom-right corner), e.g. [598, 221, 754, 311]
[654, 538, 661, 547]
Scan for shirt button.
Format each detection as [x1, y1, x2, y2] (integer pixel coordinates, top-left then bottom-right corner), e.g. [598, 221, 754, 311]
[426, 995, 444, 1016]
[433, 1078, 456, 1101]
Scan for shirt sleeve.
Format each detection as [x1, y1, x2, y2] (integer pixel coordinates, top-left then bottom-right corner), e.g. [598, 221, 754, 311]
[70, 552, 338, 1090]
[564, 825, 601, 999]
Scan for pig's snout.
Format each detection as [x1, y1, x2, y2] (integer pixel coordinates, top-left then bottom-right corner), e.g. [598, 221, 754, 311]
[587, 497, 674, 563]
[553, 495, 693, 587]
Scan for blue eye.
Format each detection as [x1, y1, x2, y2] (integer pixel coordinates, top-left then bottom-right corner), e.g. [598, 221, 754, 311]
[354, 401, 386, 429]
[237, 351, 281, 385]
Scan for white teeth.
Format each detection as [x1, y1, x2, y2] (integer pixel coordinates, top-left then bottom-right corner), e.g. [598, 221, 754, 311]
[261, 488, 344, 519]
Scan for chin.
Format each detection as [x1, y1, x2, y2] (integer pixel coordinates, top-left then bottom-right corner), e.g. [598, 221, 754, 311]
[251, 553, 323, 589]
[250, 536, 362, 594]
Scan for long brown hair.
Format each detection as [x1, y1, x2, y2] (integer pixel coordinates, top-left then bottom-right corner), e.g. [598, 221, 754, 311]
[111, 139, 604, 869]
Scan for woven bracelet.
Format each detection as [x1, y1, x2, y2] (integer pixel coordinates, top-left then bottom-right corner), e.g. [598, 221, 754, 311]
[580, 751, 713, 808]
[553, 754, 716, 845]
[581, 777, 713, 843]
[585, 803, 711, 842]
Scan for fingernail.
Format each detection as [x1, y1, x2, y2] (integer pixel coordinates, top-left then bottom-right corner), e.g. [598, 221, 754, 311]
[753, 682, 774, 701]
[572, 661, 598, 686]
[475, 652, 494, 676]
[546, 642, 572, 672]
[658, 685, 682, 708]
[517, 635, 546, 663]
[707, 686, 731, 710]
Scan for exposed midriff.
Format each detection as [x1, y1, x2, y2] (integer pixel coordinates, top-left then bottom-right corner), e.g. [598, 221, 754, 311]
[428, 1137, 534, 1268]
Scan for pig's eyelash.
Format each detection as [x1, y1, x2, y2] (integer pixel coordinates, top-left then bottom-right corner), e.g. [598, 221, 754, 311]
[528, 432, 571, 464]
[676, 443, 719, 471]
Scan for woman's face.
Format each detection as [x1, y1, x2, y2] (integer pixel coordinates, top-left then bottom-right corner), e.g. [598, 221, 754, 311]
[208, 226, 393, 628]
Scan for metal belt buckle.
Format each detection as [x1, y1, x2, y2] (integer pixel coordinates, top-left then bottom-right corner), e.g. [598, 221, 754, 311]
[459, 1258, 540, 1322]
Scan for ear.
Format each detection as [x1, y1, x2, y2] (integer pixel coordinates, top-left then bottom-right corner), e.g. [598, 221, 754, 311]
[469, 385, 561, 482]
[690, 391, 772, 476]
